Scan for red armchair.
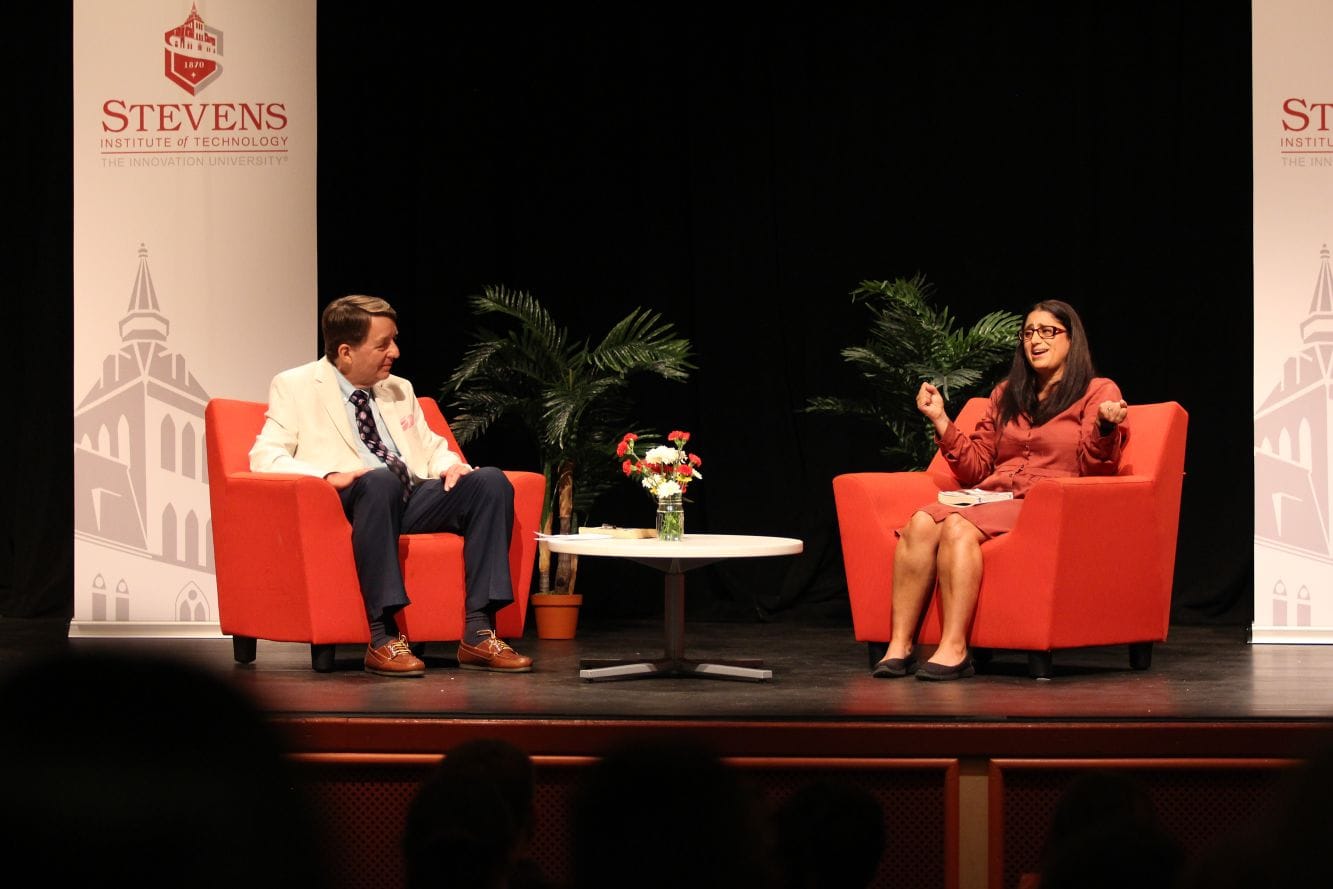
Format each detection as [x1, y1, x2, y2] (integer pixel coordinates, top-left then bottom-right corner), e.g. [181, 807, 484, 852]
[204, 397, 545, 671]
[833, 399, 1188, 678]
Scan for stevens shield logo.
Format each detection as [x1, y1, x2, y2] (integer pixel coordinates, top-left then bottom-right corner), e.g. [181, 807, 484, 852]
[164, 3, 222, 96]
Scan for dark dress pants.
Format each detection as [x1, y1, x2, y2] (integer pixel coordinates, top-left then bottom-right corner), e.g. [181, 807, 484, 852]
[338, 466, 516, 618]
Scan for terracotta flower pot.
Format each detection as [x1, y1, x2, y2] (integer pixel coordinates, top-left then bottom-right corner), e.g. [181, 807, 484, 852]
[532, 592, 583, 639]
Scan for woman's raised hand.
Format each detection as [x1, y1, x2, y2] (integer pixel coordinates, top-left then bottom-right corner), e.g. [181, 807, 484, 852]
[1098, 399, 1129, 426]
[916, 382, 947, 423]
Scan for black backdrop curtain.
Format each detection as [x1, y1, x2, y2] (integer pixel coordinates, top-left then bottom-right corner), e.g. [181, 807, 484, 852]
[5, 3, 1253, 627]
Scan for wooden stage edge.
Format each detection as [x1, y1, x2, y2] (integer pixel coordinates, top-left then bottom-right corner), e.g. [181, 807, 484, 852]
[278, 714, 1330, 889]
[276, 715, 1333, 761]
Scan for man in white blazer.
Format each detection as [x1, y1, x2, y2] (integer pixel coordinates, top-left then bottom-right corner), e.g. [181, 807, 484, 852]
[249, 295, 533, 676]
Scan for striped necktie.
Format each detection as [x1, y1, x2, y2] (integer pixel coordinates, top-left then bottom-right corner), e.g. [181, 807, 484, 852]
[349, 389, 414, 501]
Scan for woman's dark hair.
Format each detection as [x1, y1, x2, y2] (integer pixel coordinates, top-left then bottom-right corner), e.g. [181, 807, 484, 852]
[997, 299, 1097, 427]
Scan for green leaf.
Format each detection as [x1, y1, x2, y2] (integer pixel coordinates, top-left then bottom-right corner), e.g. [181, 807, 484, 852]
[443, 286, 695, 536]
[804, 275, 1022, 470]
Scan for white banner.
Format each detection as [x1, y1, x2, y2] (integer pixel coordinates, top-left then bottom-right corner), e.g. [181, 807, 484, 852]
[1253, 0, 1333, 643]
[72, 0, 317, 636]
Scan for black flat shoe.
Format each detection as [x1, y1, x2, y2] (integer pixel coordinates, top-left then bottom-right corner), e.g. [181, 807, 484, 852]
[915, 657, 975, 681]
[871, 655, 918, 678]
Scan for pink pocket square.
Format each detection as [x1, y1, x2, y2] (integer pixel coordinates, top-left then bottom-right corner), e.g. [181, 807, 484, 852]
[400, 414, 415, 430]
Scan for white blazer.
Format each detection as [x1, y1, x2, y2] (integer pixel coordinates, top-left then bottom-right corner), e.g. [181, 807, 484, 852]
[248, 357, 462, 481]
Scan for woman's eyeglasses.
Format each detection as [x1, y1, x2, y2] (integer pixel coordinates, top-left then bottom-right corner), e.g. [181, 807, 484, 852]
[1021, 325, 1067, 342]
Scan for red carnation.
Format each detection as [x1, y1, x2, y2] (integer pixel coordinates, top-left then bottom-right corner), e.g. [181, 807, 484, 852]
[688, 453, 702, 467]
[669, 430, 690, 443]
[622, 460, 633, 476]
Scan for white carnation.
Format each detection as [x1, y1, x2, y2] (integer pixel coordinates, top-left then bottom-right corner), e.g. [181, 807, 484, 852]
[656, 480, 682, 498]
[644, 445, 680, 464]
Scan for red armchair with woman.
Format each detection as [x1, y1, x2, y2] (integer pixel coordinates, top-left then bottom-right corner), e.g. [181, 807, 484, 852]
[873, 300, 1130, 680]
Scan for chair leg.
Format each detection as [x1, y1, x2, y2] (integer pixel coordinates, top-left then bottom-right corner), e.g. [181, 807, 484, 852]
[1027, 651, 1054, 679]
[310, 644, 337, 673]
[1129, 642, 1153, 671]
[867, 642, 888, 670]
[231, 635, 257, 664]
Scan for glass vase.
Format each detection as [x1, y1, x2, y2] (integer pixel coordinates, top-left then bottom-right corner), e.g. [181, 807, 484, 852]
[656, 494, 684, 541]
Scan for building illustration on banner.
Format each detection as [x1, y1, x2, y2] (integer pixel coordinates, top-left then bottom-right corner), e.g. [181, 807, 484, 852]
[1254, 243, 1333, 637]
[73, 244, 216, 626]
[164, 3, 223, 96]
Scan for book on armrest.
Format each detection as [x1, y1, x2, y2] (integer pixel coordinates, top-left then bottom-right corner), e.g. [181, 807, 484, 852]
[937, 489, 1014, 507]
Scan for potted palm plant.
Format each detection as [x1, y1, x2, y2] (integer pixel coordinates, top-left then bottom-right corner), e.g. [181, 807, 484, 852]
[442, 285, 694, 638]
[805, 275, 1022, 468]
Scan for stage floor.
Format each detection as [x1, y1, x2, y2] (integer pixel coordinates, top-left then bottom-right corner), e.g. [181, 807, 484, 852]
[14, 619, 1333, 724]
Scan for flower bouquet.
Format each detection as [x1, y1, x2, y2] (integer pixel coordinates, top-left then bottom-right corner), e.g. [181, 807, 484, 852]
[616, 430, 702, 540]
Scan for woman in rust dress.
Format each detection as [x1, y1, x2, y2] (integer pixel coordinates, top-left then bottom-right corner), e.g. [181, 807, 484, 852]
[872, 300, 1128, 681]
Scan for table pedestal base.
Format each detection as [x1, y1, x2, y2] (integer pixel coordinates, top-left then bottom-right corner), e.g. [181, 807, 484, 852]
[579, 657, 772, 682]
[578, 567, 772, 682]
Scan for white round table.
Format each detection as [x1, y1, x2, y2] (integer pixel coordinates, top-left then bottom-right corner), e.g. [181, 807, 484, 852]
[543, 533, 803, 681]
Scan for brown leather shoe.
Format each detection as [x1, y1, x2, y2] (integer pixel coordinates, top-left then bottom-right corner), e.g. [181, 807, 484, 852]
[364, 635, 426, 677]
[457, 630, 533, 673]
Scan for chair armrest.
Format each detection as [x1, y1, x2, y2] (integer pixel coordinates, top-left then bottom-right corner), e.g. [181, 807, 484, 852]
[977, 475, 1167, 648]
[833, 472, 944, 544]
[226, 471, 316, 483]
[501, 470, 546, 525]
[497, 470, 546, 636]
[502, 470, 545, 492]
[211, 472, 363, 640]
[1009, 474, 1158, 549]
[833, 472, 945, 642]
[222, 472, 350, 537]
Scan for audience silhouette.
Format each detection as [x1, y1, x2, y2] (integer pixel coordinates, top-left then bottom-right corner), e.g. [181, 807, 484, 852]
[1178, 738, 1333, 889]
[0, 646, 323, 888]
[404, 737, 555, 889]
[1025, 770, 1183, 889]
[773, 777, 886, 889]
[570, 736, 777, 889]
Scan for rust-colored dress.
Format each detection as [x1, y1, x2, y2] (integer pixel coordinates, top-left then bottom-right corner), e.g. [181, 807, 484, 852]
[911, 378, 1126, 539]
